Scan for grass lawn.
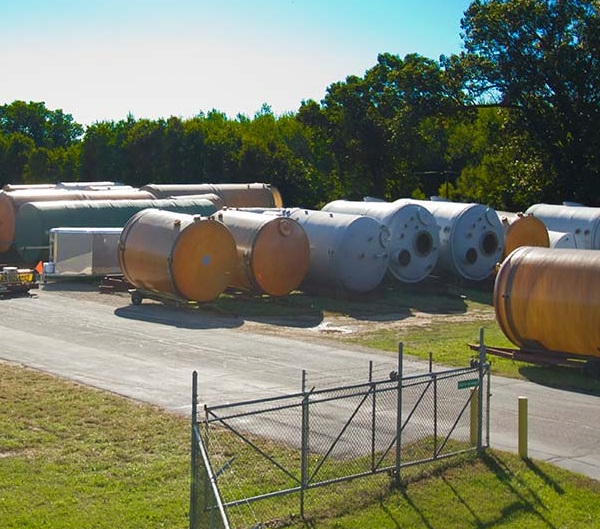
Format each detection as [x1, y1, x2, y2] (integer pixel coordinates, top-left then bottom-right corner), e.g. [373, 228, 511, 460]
[2, 361, 600, 529]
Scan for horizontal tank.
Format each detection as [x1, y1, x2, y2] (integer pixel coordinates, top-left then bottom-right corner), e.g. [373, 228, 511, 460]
[548, 230, 578, 249]
[496, 211, 550, 259]
[322, 199, 439, 283]
[408, 200, 504, 281]
[14, 197, 219, 264]
[118, 209, 237, 302]
[494, 246, 600, 358]
[280, 208, 390, 294]
[211, 209, 310, 296]
[142, 182, 283, 208]
[0, 187, 154, 253]
[525, 203, 600, 249]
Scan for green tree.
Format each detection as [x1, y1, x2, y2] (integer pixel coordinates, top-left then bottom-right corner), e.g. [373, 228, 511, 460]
[0, 100, 83, 148]
[461, 0, 600, 204]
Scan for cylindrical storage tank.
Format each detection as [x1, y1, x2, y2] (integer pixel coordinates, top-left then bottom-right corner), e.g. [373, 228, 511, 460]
[0, 188, 154, 253]
[547, 230, 578, 249]
[282, 208, 390, 293]
[118, 209, 237, 302]
[408, 200, 504, 281]
[14, 198, 218, 264]
[142, 182, 283, 208]
[322, 199, 439, 283]
[210, 209, 310, 296]
[494, 246, 600, 357]
[169, 193, 225, 210]
[525, 203, 600, 249]
[496, 211, 550, 259]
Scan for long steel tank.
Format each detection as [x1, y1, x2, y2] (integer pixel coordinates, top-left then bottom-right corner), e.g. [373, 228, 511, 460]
[321, 199, 439, 283]
[496, 211, 550, 259]
[494, 246, 600, 358]
[272, 208, 390, 293]
[0, 187, 155, 253]
[408, 200, 504, 280]
[211, 208, 310, 296]
[142, 182, 283, 208]
[525, 203, 600, 249]
[118, 209, 237, 303]
[547, 230, 578, 248]
[14, 197, 219, 264]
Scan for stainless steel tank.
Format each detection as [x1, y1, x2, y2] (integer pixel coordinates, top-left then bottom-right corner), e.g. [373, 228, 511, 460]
[408, 200, 504, 281]
[141, 182, 283, 208]
[14, 197, 219, 264]
[548, 230, 578, 248]
[280, 208, 390, 293]
[525, 203, 600, 249]
[118, 209, 237, 303]
[211, 208, 310, 296]
[494, 246, 600, 357]
[321, 199, 439, 283]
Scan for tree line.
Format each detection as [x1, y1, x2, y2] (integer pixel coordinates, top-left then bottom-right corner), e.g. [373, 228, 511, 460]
[1, 0, 599, 210]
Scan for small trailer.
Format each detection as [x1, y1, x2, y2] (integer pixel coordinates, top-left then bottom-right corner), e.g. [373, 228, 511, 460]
[0, 266, 39, 297]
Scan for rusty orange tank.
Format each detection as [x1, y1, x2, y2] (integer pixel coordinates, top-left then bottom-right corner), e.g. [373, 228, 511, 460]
[118, 209, 237, 302]
[212, 208, 309, 296]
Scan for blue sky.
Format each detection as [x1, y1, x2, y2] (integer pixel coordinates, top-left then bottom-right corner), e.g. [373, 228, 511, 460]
[0, 0, 472, 126]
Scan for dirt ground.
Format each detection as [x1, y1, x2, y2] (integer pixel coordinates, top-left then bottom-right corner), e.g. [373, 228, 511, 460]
[38, 277, 497, 343]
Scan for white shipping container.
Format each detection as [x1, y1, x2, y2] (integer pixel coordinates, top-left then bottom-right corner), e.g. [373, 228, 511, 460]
[47, 227, 123, 277]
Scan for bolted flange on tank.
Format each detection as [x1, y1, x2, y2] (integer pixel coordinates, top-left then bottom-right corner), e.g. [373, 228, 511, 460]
[322, 198, 439, 283]
[408, 200, 504, 281]
[118, 209, 237, 302]
[282, 208, 390, 294]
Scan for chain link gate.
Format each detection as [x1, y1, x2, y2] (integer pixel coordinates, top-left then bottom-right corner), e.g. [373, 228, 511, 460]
[190, 338, 490, 529]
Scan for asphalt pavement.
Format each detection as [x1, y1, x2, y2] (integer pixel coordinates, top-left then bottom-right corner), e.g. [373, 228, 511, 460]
[0, 287, 598, 481]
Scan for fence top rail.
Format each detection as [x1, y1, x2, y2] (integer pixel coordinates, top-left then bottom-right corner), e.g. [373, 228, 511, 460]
[202, 364, 488, 415]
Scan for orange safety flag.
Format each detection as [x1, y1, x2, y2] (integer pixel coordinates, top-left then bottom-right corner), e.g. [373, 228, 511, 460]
[34, 261, 44, 275]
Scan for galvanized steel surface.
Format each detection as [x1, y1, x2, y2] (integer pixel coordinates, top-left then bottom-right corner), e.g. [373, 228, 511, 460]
[409, 200, 504, 281]
[118, 209, 237, 302]
[494, 246, 600, 357]
[322, 199, 439, 283]
[525, 203, 600, 249]
[211, 208, 310, 296]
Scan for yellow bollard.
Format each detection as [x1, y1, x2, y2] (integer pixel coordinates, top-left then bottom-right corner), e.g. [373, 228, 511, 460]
[470, 388, 479, 447]
[518, 396, 528, 459]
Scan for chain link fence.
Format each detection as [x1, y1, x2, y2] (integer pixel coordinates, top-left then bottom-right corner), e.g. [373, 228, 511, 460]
[190, 342, 490, 529]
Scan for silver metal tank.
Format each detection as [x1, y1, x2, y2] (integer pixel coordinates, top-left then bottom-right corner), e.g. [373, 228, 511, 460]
[321, 199, 439, 283]
[281, 208, 390, 294]
[525, 203, 600, 249]
[547, 230, 578, 249]
[409, 200, 504, 281]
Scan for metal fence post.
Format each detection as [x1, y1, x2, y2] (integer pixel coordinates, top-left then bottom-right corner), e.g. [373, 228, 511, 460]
[370, 361, 376, 472]
[477, 328, 486, 454]
[189, 371, 198, 529]
[394, 342, 404, 487]
[300, 369, 309, 519]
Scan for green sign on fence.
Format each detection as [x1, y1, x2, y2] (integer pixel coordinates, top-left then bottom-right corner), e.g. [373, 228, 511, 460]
[458, 378, 479, 390]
